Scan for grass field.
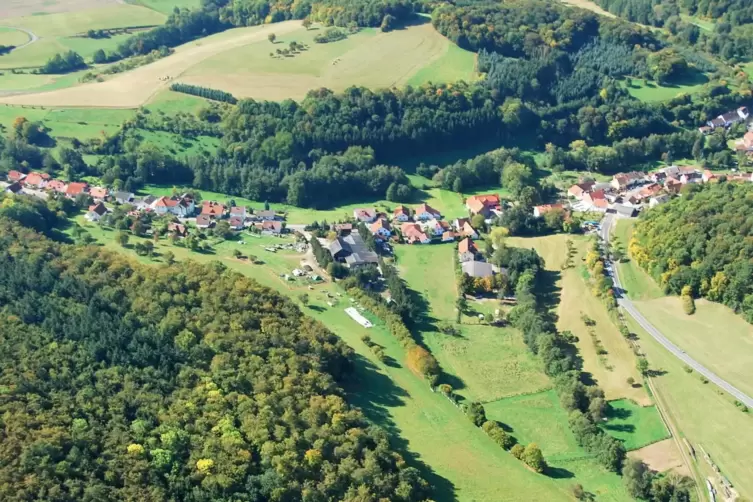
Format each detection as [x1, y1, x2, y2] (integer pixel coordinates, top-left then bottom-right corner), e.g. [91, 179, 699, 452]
[180, 20, 476, 101]
[613, 219, 664, 301]
[0, 5, 166, 69]
[601, 399, 670, 451]
[70, 216, 584, 502]
[0, 27, 31, 47]
[507, 234, 651, 405]
[394, 244, 552, 403]
[0, 104, 134, 140]
[626, 314, 753, 498]
[625, 72, 710, 102]
[131, 0, 202, 15]
[0, 0, 124, 19]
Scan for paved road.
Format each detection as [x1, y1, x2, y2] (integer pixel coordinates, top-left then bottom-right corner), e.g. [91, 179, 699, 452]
[600, 213, 753, 409]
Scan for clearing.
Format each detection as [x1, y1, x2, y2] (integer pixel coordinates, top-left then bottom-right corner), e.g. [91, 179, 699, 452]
[612, 219, 664, 301]
[601, 399, 670, 451]
[0, 4, 166, 69]
[625, 73, 710, 102]
[507, 234, 651, 405]
[0, 20, 475, 106]
[628, 439, 689, 476]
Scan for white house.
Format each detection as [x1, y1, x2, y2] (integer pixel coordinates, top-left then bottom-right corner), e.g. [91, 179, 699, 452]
[370, 218, 392, 239]
[85, 202, 108, 222]
[151, 195, 195, 217]
[415, 203, 441, 221]
[353, 208, 377, 223]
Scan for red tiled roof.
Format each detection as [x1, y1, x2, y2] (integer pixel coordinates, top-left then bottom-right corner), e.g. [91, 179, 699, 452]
[534, 204, 564, 214]
[7, 170, 25, 182]
[201, 201, 225, 216]
[394, 205, 411, 216]
[458, 237, 477, 254]
[155, 196, 178, 208]
[416, 203, 440, 216]
[47, 180, 67, 192]
[89, 187, 108, 199]
[66, 182, 88, 196]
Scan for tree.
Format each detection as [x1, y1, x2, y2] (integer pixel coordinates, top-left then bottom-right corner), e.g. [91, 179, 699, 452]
[380, 14, 397, 32]
[302, 19, 312, 30]
[232, 249, 242, 258]
[116, 231, 129, 247]
[92, 49, 107, 64]
[131, 219, 146, 237]
[522, 443, 547, 473]
[636, 357, 649, 375]
[466, 402, 487, 427]
[471, 213, 486, 233]
[299, 293, 309, 307]
[622, 459, 651, 499]
[501, 162, 534, 198]
[510, 444, 525, 459]
[268, 33, 276, 43]
[163, 251, 175, 265]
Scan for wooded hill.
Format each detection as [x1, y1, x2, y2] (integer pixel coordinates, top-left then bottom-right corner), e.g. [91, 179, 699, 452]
[0, 220, 431, 501]
[631, 182, 753, 323]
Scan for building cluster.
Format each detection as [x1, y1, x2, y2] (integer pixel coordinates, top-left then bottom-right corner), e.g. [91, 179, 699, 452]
[5, 170, 97, 200]
[456, 236, 502, 279]
[699, 106, 749, 134]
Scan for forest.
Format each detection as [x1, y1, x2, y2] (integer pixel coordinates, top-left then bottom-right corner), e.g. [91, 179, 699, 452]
[0, 217, 432, 501]
[631, 182, 753, 323]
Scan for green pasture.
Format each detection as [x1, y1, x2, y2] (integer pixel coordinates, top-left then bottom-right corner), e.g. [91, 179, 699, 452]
[601, 399, 670, 451]
[613, 219, 664, 301]
[132, 129, 220, 156]
[145, 89, 212, 115]
[0, 105, 133, 140]
[0, 27, 31, 47]
[405, 41, 477, 87]
[625, 73, 710, 102]
[132, 0, 203, 15]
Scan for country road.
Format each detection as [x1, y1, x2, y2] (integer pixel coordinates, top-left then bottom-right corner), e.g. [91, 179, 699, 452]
[0, 26, 39, 51]
[600, 213, 753, 409]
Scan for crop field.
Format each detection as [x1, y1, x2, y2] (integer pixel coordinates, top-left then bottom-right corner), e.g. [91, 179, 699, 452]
[394, 244, 552, 403]
[178, 21, 476, 101]
[601, 399, 670, 451]
[0, 5, 166, 69]
[0, 18, 475, 106]
[626, 314, 753, 498]
[507, 234, 651, 405]
[72, 216, 580, 502]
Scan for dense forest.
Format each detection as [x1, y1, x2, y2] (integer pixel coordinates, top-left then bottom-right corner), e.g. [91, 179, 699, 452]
[631, 182, 753, 323]
[594, 0, 753, 61]
[0, 217, 432, 501]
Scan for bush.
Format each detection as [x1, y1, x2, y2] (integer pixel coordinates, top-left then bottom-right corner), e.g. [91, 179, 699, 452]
[465, 402, 487, 427]
[510, 444, 525, 460]
[314, 27, 348, 43]
[482, 421, 515, 449]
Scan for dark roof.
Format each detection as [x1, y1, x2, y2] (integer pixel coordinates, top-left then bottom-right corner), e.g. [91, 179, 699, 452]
[114, 191, 134, 201]
[611, 204, 637, 217]
[721, 111, 741, 122]
[328, 234, 378, 265]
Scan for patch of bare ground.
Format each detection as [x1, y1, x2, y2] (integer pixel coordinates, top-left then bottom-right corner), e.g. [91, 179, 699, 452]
[628, 439, 691, 476]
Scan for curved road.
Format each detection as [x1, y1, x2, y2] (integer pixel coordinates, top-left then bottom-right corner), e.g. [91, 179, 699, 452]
[601, 213, 753, 409]
[0, 26, 39, 51]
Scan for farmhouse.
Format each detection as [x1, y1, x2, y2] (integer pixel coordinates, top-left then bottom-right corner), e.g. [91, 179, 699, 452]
[89, 187, 108, 201]
[255, 220, 283, 235]
[533, 203, 564, 218]
[393, 205, 412, 222]
[114, 191, 135, 204]
[414, 203, 441, 221]
[328, 234, 378, 268]
[167, 222, 188, 238]
[611, 172, 644, 190]
[458, 237, 478, 263]
[422, 218, 451, 237]
[230, 206, 247, 219]
[465, 194, 501, 218]
[196, 214, 213, 229]
[47, 179, 67, 194]
[706, 106, 749, 129]
[65, 182, 88, 199]
[201, 201, 225, 218]
[22, 172, 50, 189]
[455, 219, 479, 239]
[254, 210, 276, 221]
[228, 216, 245, 230]
[7, 170, 25, 183]
[153, 196, 195, 217]
[85, 202, 108, 222]
[353, 208, 377, 223]
[567, 181, 595, 199]
[370, 218, 392, 239]
[401, 222, 431, 244]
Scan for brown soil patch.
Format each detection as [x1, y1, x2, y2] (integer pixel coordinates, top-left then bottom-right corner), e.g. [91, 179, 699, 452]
[559, 0, 616, 18]
[628, 439, 691, 476]
[0, 0, 121, 19]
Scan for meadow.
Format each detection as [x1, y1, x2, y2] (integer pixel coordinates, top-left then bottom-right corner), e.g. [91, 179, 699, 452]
[131, 0, 203, 15]
[0, 105, 134, 140]
[0, 4, 166, 69]
[601, 399, 670, 451]
[625, 72, 710, 102]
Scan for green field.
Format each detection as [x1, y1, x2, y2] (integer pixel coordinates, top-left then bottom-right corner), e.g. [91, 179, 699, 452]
[613, 219, 664, 301]
[627, 315, 753, 499]
[0, 105, 134, 140]
[180, 21, 476, 101]
[625, 73, 710, 102]
[601, 399, 670, 451]
[0, 27, 30, 47]
[0, 5, 166, 69]
[132, 0, 203, 15]
[145, 88, 213, 114]
[394, 244, 552, 403]
[70, 215, 581, 501]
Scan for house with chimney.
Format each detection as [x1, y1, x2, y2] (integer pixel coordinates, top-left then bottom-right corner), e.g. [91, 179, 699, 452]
[152, 195, 195, 217]
[46, 179, 67, 194]
[22, 172, 50, 189]
[65, 182, 88, 199]
[401, 222, 431, 244]
[6, 170, 26, 183]
[201, 201, 225, 219]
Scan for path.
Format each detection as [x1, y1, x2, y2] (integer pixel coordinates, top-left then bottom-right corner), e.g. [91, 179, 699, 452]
[601, 213, 753, 409]
[0, 26, 39, 51]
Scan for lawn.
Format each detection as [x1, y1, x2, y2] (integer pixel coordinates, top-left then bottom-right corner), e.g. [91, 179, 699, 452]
[0, 5, 166, 69]
[394, 244, 552, 403]
[180, 20, 476, 101]
[601, 399, 670, 451]
[625, 72, 710, 102]
[145, 88, 212, 114]
[626, 314, 753, 499]
[613, 219, 664, 301]
[71, 215, 581, 502]
[507, 234, 651, 405]
[133, 0, 203, 15]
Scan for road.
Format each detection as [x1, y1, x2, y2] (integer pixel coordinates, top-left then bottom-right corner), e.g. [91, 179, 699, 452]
[0, 26, 39, 51]
[601, 213, 753, 409]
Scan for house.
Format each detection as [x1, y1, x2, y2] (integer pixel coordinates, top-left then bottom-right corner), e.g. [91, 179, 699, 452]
[465, 194, 501, 218]
[370, 218, 392, 239]
[65, 182, 88, 199]
[114, 191, 135, 204]
[22, 172, 50, 189]
[393, 205, 412, 222]
[567, 182, 595, 200]
[201, 201, 226, 219]
[401, 222, 431, 244]
[458, 237, 478, 263]
[707, 106, 749, 129]
[736, 131, 753, 152]
[533, 203, 564, 218]
[254, 210, 276, 221]
[610, 203, 638, 218]
[353, 207, 377, 223]
[423, 219, 450, 237]
[133, 195, 156, 211]
[153, 195, 195, 217]
[5, 181, 22, 194]
[461, 260, 495, 279]
[7, 170, 25, 183]
[610, 172, 645, 191]
[85, 202, 108, 222]
[196, 214, 213, 229]
[698, 125, 712, 135]
[665, 177, 682, 193]
[638, 183, 662, 199]
[458, 220, 478, 239]
[47, 179, 67, 194]
[414, 203, 441, 221]
[583, 189, 606, 206]
[167, 222, 188, 238]
[230, 206, 247, 220]
[702, 170, 717, 183]
[255, 220, 283, 235]
[334, 223, 353, 236]
[228, 216, 244, 230]
[441, 231, 456, 242]
[649, 194, 670, 207]
[89, 187, 108, 201]
[328, 234, 378, 267]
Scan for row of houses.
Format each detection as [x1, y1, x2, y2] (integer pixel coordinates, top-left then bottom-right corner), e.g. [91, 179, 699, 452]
[6, 171, 97, 200]
[699, 106, 749, 134]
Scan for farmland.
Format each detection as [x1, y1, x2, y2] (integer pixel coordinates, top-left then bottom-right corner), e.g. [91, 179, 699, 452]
[601, 399, 669, 451]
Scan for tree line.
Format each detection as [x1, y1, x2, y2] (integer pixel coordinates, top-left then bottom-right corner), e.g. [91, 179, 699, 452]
[170, 82, 238, 104]
[38, 50, 87, 74]
[0, 217, 433, 501]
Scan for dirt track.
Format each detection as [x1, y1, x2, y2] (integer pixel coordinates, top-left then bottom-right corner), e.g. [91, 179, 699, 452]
[0, 21, 300, 108]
